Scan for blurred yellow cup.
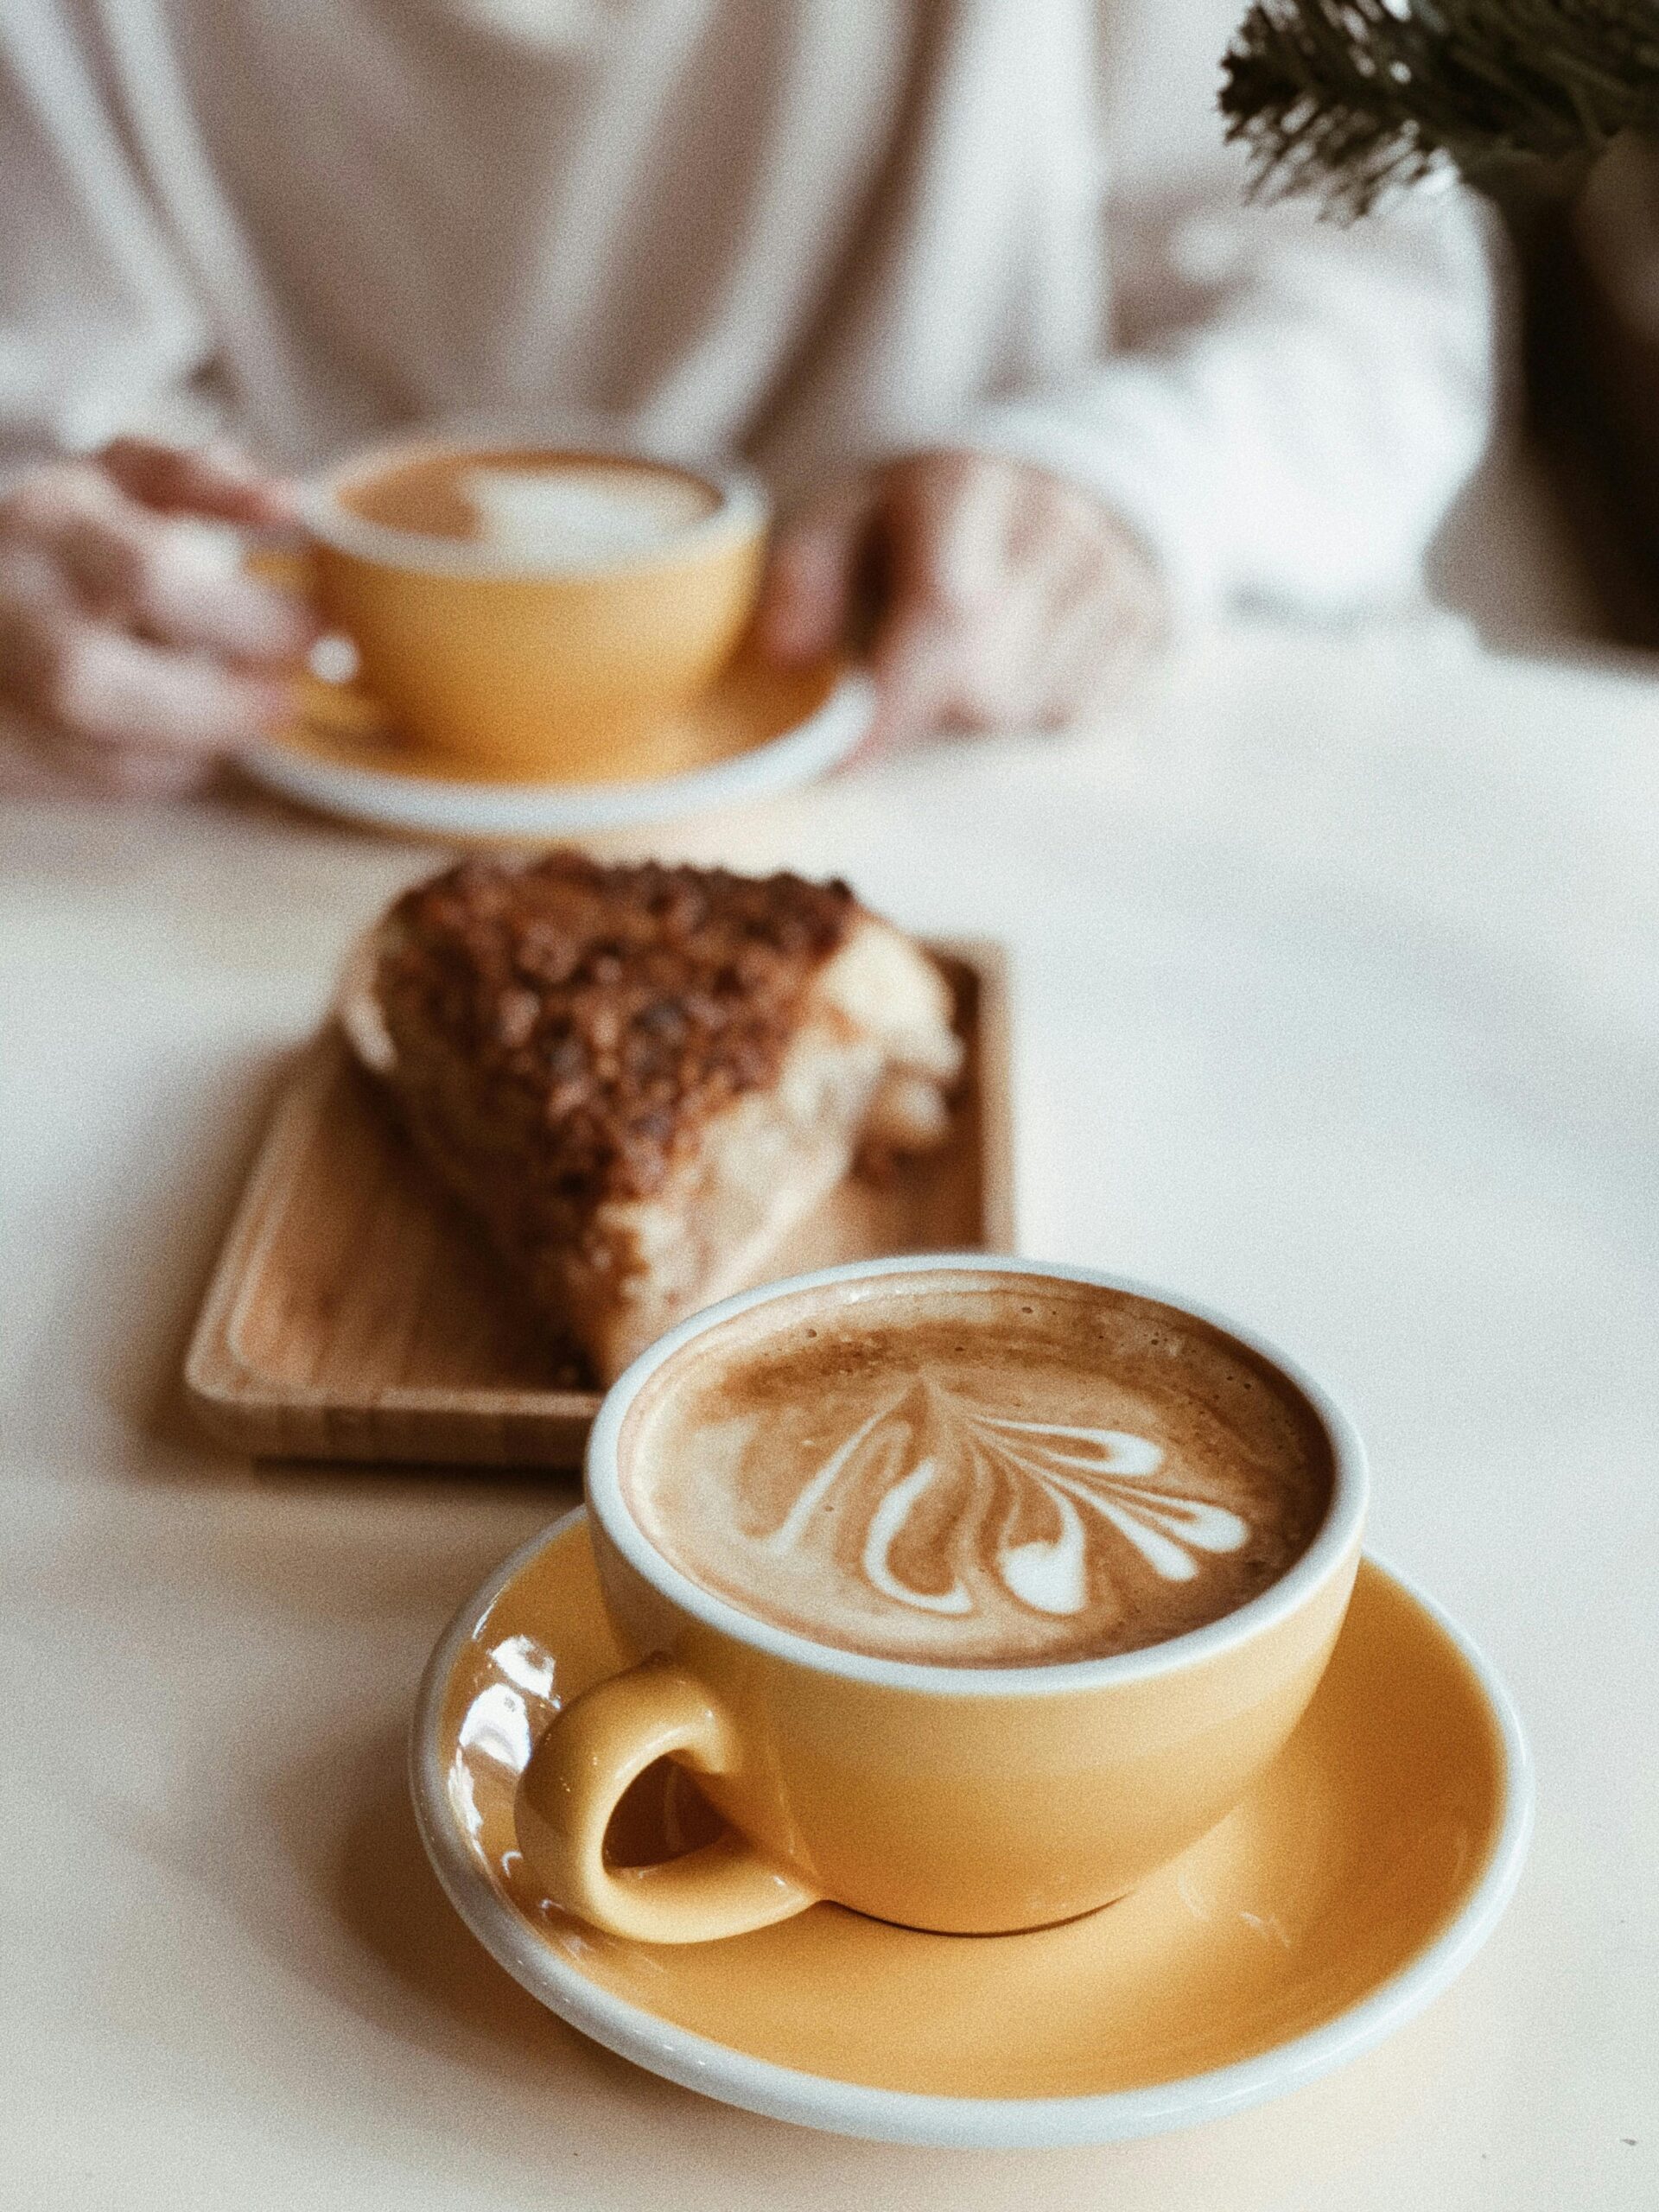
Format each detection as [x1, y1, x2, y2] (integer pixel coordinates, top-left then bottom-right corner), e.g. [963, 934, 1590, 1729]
[295, 432, 769, 781]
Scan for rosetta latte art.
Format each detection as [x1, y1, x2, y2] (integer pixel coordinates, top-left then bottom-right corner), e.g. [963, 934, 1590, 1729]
[760, 1377, 1250, 1622]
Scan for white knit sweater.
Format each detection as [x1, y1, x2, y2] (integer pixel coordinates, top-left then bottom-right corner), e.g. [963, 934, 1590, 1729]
[1, 0, 1500, 620]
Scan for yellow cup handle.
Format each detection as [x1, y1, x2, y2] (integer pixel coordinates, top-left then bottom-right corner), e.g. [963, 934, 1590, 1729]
[514, 1657, 821, 1944]
[242, 544, 402, 745]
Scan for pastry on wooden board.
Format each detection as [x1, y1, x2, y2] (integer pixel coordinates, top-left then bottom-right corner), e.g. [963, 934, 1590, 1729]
[337, 850, 964, 1383]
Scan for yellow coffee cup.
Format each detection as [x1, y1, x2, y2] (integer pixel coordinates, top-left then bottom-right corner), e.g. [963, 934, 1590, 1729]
[294, 431, 769, 780]
[515, 1255, 1368, 1942]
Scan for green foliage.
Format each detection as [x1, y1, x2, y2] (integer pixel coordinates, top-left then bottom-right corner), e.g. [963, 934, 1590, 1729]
[1219, 0, 1659, 217]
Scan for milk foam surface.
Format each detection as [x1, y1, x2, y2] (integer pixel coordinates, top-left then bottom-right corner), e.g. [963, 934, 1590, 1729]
[622, 1276, 1334, 1666]
[464, 463, 713, 561]
[337, 447, 718, 558]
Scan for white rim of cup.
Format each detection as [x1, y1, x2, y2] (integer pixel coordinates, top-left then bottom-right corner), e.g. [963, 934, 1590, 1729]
[586, 1253, 1370, 1700]
[294, 416, 770, 582]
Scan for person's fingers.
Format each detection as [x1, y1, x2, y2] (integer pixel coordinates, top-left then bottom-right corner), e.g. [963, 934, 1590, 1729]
[67, 627, 296, 752]
[823, 451, 1172, 760]
[859, 601, 964, 758]
[938, 492, 1167, 732]
[843, 457, 1014, 754]
[0, 443, 303, 798]
[1, 588, 295, 753]
[1027, 607, 1120, 730]
[0, 552, 78, 722]
[24, 725, 228, 799]
[868, 552, 1131, 744]
[5, 466, 317, 662]
[879, 452, 1010, 617]
[99, 436, 299, 526]
[1027, 557, 1166, 730]
[754, 480, 876, 664]
[68, 504, 316, 660]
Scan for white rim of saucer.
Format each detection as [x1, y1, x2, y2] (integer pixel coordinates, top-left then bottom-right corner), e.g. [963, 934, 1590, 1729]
[235, 670, 874, 837]
[408, 1519, 1534, 2151]
[588, 1254, 1370, 1699]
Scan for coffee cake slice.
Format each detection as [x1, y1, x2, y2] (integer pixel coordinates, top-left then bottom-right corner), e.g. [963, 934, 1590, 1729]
[338, 851, 963, 1382]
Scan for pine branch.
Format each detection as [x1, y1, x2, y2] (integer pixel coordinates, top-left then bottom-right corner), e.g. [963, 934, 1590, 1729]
[1219, 0, 1659, 219]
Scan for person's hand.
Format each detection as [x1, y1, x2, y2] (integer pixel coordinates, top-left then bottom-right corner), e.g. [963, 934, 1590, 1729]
[755, 449, 1167, 755]
[0, 436, 317, 797]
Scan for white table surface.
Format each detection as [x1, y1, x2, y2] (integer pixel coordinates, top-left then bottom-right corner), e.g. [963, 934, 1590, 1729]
[3, 596, 1656, 2209]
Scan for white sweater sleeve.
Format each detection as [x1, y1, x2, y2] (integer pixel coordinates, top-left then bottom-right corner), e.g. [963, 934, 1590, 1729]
[965, 181, 1501, 626]
[0, 5, 215, 476]
[955, 0, 1503, 628]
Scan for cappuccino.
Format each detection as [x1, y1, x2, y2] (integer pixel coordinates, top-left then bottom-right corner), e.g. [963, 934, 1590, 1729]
[336, 447, 719, 564]
[621, 1271, 1333, 1667]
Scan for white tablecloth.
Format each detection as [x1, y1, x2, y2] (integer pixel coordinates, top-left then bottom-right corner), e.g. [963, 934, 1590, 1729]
[3, 607, 1656, 2209]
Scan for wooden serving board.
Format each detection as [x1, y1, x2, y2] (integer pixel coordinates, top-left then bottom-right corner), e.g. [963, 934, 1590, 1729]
[185, 943, 1014, 1467]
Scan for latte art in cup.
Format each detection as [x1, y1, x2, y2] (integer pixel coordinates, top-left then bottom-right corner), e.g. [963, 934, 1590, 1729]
[335, 446, 721, 561]
[621, 1274, 1335, 1666]
[765, 1379, 1253, 1620]
[461, 462, 718, 563]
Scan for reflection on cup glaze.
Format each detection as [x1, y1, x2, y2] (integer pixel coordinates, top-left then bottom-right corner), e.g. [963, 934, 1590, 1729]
[448, 1632, 560, 1850]
[760, 1378, 1249, 1624]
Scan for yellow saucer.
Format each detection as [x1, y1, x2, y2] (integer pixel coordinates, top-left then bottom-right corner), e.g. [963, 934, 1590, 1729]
[238, 652, 873, 838]
[410, 1510, 1530, 2149]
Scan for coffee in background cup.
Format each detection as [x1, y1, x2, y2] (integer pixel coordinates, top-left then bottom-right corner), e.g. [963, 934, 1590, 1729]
[297, 433, 768, 779]
[514, 1256, 1368, 1943]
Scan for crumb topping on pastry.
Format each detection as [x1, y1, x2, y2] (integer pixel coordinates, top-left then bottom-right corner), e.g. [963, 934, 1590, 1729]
[376, 850, 859, 1208]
